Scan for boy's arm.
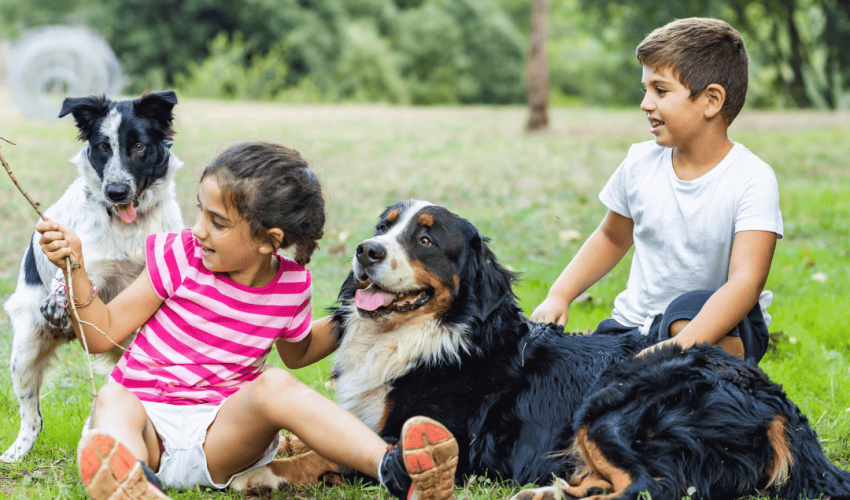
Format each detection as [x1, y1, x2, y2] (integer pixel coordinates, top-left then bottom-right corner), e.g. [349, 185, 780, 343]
[639, 230, 777, 356]
[531, 210, 634, 324]
[277, 316, 340, 369]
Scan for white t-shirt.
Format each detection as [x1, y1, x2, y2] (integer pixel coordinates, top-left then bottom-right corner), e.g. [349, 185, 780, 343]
[599, 141, 784, 329]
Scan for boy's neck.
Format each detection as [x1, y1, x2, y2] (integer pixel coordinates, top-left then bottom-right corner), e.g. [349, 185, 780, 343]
[671, 132, 734, 181]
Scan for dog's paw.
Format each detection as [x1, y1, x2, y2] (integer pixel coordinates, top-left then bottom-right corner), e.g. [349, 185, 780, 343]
[230, 463, 289, 492]
[1, 432, 38, 463]
[40, 289, 71, 332]
[511, 485, 578, 500]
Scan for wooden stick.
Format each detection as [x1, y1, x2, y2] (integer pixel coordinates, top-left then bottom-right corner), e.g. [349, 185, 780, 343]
[1, 139, 98, 398]
[1, 139, 46, 220]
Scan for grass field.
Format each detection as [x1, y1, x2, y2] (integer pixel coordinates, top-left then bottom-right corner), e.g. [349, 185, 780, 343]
[1, 89, 849, 499]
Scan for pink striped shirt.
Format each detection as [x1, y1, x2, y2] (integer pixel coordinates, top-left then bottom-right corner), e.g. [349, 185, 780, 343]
[110, 229, 312, 405]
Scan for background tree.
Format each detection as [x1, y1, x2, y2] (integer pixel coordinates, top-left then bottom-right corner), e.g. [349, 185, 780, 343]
[526, 0, 549, 131]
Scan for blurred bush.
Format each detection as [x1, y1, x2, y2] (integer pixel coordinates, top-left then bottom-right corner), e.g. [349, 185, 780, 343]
[2, 0, 846, 108]
[0, 0, 525, 104]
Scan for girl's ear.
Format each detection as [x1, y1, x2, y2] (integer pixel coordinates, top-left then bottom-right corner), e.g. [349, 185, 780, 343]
[262, 228, 285, 254]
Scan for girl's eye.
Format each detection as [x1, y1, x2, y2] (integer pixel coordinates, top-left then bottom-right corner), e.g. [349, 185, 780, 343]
[211, 219, 224, 229]
[133, 143, 145, 153]
[657, 88, 667, 96]
[419, 236, 432, 247]
[99, 143, 112, 154]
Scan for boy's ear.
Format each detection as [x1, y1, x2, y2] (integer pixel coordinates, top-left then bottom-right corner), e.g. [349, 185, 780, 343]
[704, 83, 726, 119]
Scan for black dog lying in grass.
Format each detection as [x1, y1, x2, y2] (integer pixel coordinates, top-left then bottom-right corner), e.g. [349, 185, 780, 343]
[236, 200, 850, 500]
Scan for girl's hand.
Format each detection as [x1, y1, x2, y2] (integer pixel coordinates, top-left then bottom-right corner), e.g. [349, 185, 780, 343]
[36, 220, 84, 270]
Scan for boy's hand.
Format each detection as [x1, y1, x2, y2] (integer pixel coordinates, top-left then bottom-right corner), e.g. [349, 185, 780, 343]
[530, 296, 569, 325]
[636, 338, 684, 358]
[36, 220, 84, 271]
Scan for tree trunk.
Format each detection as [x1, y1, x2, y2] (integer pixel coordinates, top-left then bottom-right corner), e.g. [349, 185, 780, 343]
[526, 0, 550, 131]
[779, 0, 814, 107]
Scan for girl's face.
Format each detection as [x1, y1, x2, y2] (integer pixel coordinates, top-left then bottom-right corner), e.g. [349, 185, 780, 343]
[192, 175, 276, 285]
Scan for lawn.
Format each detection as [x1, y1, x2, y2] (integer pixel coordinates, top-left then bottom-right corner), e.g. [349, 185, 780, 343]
[1, 90, 849, 499]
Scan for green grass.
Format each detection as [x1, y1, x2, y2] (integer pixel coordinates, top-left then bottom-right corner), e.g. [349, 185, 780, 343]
[1, 93, 849, 499]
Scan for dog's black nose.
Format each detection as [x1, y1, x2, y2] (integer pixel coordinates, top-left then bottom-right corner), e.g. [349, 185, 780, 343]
[105, 183, 132, 202]
[356, 241, 387, 266]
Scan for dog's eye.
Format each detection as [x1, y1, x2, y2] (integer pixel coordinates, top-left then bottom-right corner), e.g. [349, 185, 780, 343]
[375, 223, 387, 235]
[133, 143, 145, 153]
[419, 236, 433, 247]
[99, 143, 112, 154]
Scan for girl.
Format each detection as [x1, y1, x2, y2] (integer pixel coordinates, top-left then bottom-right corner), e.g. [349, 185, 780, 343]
[37, 142, 457, 500]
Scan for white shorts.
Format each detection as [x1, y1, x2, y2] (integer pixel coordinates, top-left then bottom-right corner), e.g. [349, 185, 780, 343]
[84, 399, 279, 489]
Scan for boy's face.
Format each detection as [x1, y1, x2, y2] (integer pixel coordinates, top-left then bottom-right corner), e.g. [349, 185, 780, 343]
[640, 65, 707, 149]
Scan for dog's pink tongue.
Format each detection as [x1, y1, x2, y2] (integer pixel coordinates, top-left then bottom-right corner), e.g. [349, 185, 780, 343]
[355, 285, 396, 311]
[118, 204, 137, 223]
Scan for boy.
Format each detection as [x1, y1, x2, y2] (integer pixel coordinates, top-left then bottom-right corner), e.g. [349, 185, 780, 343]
[531, 18, 783, 364]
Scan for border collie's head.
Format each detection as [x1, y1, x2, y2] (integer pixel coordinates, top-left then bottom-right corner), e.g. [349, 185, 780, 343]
[58, 91, 179, 223]
[348, 200, 514, 327]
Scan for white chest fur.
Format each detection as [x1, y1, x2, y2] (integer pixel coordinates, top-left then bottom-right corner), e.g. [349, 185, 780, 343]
[333, 304, 469, 432]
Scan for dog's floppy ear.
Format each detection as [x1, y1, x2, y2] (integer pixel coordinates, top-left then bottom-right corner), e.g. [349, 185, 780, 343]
[134, 91, 178, 141]
[58, 95, 110, 142]
[464, 231, 515, 322]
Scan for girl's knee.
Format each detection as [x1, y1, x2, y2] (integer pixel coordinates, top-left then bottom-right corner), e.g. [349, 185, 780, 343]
[95, 383, 140, 407]
[90, 384, 147, 428]
[246, 369, 311, 419]
[255, 368, 304, 394]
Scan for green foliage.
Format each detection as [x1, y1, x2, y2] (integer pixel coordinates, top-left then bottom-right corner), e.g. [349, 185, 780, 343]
[389, 0, 526, 104]
[441, 0, 526, 103]
[333, 20, 409, 103]
[3, 0, 849, 107]
[0, 0, 525, 104]
[174, 32, 289, 101]
[165, 0, 526, 104]
[573, 0, 850, 109]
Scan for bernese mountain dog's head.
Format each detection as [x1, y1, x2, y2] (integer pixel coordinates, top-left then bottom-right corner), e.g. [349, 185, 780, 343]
[348, 200, 514, 326]
[332, 200, 517, 389]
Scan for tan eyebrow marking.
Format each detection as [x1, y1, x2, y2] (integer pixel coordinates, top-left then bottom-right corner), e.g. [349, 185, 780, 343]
[386, 209, 399, 223]
[418, 213, 434, 227]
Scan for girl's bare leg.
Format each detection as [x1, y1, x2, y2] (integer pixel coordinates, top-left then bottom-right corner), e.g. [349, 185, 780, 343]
[88, 383, 162, 471]
[204, 368, 387, 484]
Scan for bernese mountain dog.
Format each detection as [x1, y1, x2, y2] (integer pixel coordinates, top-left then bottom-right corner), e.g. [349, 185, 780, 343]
[233, 200, 850, 500]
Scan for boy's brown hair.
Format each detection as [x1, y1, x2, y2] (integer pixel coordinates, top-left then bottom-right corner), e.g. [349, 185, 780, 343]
[636, 18, 748, 124]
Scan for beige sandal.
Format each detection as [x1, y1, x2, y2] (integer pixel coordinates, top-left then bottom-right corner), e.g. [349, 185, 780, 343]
[77, 431, 170, 500]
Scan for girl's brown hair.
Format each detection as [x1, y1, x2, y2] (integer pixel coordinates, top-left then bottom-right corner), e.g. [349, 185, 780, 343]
[201, 142, 325, 266]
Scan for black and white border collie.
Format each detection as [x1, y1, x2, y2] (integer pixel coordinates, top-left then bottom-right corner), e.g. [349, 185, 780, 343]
[236, 200, 850, 500]
[1, 91, 184, 462]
